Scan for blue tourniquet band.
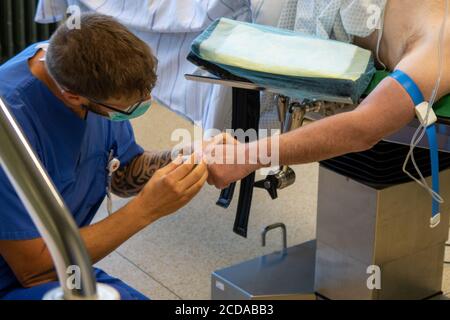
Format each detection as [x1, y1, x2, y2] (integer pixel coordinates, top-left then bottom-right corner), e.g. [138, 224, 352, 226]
[390, 70, 440, 219]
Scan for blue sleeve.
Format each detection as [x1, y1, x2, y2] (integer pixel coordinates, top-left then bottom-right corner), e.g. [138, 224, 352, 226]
[0, 170, 42, 240]
[111, 121, 144, 167]
[0, 106, 42, 240]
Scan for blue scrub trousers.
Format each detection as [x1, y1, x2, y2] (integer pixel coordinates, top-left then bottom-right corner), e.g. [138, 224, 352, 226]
[0, 268, 149, 300]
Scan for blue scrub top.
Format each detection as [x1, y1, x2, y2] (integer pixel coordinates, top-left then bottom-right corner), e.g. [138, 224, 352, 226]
[0, 43, 144, 294]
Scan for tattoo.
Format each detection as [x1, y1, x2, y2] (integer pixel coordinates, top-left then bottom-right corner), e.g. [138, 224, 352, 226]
[111, 150, 173, 198]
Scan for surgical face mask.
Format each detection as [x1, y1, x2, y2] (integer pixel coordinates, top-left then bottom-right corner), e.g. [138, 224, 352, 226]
[84, 99, 153, 122]
[105, 99, 153, 122]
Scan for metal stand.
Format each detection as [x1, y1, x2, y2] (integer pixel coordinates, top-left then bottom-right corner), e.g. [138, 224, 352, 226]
[254, 99, 322, 199]
[43, 284, 120, 300]
[212, 168, 450, 300]
[315, 166, 450, 300]
[212, 223, 316, 300]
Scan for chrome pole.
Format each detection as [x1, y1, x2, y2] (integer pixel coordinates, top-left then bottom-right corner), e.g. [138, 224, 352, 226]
[0, 97, 97, 299]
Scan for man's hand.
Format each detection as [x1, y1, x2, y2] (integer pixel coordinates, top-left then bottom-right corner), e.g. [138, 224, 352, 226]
[133, 153, 208, 221]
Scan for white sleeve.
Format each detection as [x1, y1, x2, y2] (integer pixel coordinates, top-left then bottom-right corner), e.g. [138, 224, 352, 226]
[35, 0, 68, 24]
[147, 0, 251, 32]
[251, 0, 288, 26]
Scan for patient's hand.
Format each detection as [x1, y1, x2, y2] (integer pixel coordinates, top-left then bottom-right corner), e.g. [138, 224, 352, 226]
[204, 142, 260, 189]
[178, 132, 237, 158]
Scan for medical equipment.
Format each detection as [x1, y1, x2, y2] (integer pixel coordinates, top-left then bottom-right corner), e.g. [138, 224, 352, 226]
[375, 5, 387, 70]
[186, 68, 450, 299]
[254, 98, 320, 199]
[106, 151, 121, 216]
[0, 97, 119, 300]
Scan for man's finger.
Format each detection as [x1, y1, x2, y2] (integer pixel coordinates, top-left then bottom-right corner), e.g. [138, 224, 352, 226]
[210, 133, 237, 146]
[184, 169, 209, 198]
[168, 153, 198, 180]
[221, 132, 238, 145]
[179, 161, 207, 189]
[157, 155, 183, 174]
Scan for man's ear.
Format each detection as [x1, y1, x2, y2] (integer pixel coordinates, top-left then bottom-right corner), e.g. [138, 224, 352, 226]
[61, 91, 88, 107]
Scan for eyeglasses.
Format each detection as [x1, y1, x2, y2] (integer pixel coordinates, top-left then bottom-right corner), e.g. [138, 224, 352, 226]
[88, 96, 152, 116]
[54, 77, 152, 115]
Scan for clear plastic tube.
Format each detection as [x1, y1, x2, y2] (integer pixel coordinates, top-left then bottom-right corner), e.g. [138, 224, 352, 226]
[402, 0, 449, 204]
[376, 6, 387, 70]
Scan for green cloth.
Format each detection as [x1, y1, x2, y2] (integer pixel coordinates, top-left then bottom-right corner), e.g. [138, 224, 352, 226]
[196, 18, 373, 81]
[365, 71, 450, 118]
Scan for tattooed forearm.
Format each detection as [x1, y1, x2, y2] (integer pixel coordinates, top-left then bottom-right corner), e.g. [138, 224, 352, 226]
[111, 150, 173, 198]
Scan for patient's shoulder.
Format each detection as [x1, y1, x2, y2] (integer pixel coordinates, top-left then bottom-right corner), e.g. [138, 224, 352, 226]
[394, 38, 450, 101]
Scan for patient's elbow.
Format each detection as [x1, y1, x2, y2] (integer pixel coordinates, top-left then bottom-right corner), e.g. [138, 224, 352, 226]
[348, 111, 386, 153]
[354, 134, 380, 153]
[350, 124, 383, 153]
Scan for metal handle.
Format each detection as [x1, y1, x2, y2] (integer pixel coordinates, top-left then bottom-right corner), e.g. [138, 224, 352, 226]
[0, 97, 97, 299]
[261, 223, 287, 251]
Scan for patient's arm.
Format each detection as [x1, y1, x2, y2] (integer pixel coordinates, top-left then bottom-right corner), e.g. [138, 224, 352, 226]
[111, 150, 173, 198]
[275, 39, 450, 166]
[207, 79, 415, 189]
[277, 78, 414, 165]
[207, 40, 450, 189]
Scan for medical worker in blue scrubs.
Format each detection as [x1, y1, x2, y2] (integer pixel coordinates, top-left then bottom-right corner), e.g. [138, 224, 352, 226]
[0, 13, 209, 300]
